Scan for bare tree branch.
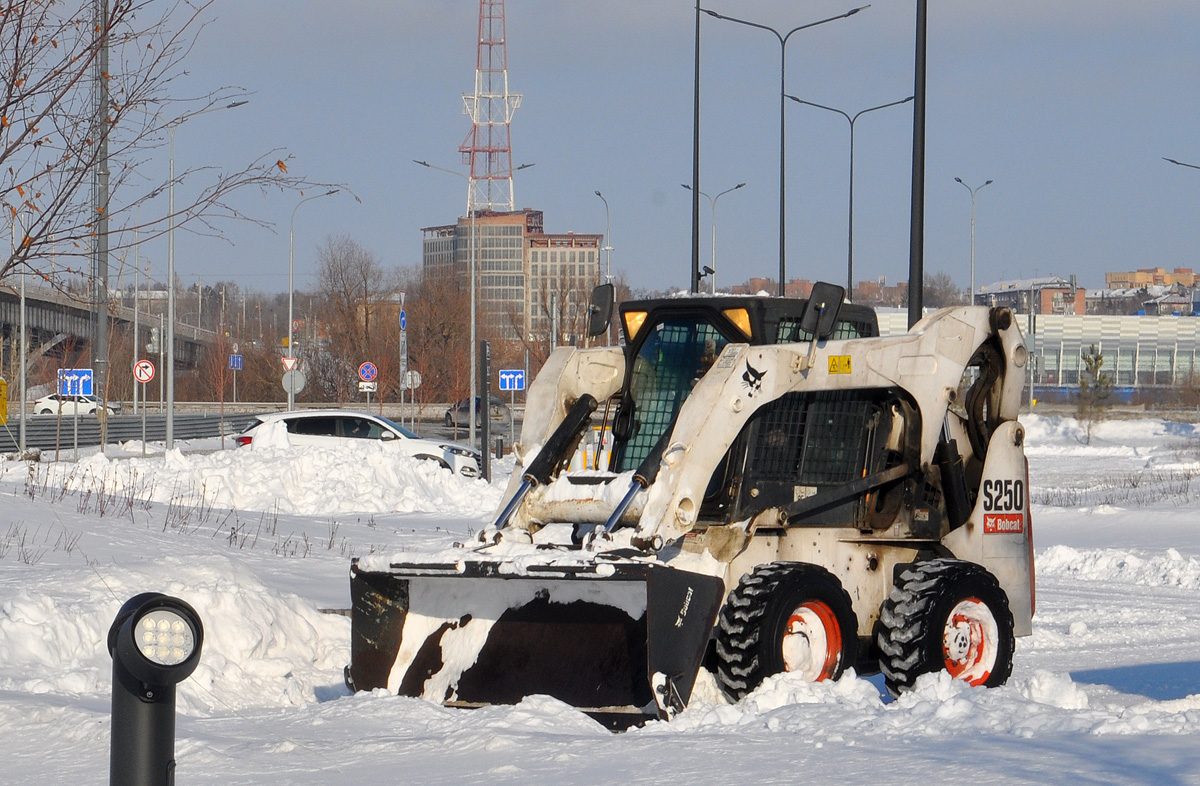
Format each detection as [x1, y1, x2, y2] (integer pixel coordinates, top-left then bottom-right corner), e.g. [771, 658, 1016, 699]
[1, 0, 335, 288]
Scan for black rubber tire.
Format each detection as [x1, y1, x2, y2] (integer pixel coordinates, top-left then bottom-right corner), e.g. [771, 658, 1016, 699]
[413, 454, 453, 473]
[877, 559, 1015, 697]
[715, 562, 859, 701]
[444, 413, 454, 427]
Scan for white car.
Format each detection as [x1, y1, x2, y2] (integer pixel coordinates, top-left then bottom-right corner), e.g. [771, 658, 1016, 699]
[33, 393, 121, 416]
[235, 410, 482, 478]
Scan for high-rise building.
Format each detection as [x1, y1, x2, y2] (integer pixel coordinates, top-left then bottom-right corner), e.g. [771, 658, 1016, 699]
[422, 208, 602, 344]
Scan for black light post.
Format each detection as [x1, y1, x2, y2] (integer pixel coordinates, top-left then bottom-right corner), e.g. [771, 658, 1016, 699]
[703, 5, 867, 296]
[109, 593, 204, 786]
[907, 0, 928, 329]
[788, 95, 913, 297]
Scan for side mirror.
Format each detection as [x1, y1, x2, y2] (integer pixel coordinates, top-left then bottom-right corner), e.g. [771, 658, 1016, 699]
[587, 283, 615, 337]
[799, 281, 846, 341]
[379, 430, 396, 442]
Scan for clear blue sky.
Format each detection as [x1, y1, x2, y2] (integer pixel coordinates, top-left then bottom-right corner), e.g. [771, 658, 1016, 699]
[129, 0, 1200, 298]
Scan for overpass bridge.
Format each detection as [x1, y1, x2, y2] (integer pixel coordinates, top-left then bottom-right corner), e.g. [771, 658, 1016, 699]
[0, 280, 215, 383]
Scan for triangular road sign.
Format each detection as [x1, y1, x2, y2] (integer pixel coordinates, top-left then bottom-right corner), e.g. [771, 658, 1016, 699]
[282, 357, 298, 371]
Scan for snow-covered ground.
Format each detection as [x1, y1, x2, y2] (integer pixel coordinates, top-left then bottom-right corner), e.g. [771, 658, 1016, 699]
[2, 414, 1199, 785]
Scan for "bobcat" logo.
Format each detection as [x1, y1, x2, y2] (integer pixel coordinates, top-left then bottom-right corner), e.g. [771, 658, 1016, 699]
[742, 362, 766, 397]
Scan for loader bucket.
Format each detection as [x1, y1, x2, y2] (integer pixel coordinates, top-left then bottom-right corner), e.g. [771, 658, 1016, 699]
[347, 557, 725, 728]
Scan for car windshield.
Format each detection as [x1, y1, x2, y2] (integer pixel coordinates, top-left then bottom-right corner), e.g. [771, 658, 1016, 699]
[376, 415, 418, 439]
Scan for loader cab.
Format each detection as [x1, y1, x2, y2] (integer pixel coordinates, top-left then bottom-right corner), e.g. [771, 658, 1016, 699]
[608, 292, 877, 473]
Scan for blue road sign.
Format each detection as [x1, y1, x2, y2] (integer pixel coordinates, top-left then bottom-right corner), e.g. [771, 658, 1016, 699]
[498, 369, 525, 391]
[400, 310, 407, 331]
[57, 368, 94, 396]
[358, 361, 378, 382]
[229, 354, 243, 371]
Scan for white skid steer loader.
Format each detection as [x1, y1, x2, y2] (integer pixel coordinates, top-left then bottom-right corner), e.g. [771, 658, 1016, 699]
[346, 282, 1035, 728]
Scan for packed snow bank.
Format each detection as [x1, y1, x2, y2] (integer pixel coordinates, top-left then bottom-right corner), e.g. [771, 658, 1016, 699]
[0, 555, 349, 713]
[1039, 545, 1200, 590]
[12, 440, 506, 518]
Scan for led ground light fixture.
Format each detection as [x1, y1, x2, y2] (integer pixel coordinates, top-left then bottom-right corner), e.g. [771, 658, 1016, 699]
[108, 593, 204, 786]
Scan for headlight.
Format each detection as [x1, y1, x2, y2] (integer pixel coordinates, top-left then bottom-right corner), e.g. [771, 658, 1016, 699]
[441, 444, 481, 460]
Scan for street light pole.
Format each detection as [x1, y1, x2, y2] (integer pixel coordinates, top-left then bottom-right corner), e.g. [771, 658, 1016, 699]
[789, 95, 913, 298]
[287, 189, 340, 410]
[682, 181, 746, 293]
[703, 5, 867, 296]
[593, 191, 612, 283]
[414, 160, 533, 447]
[12, 216, 26, 454]
[159, 100, 247, 449]
[954, 177, 993, 305]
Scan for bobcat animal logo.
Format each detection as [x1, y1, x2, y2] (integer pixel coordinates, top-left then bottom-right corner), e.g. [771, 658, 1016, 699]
[742, 362, 766, 397]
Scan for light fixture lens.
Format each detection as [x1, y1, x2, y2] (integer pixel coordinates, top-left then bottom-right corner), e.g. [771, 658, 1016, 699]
[135, 609, 196, 666]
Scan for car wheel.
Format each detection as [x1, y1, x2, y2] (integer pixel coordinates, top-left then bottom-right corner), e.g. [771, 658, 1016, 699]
[37, 408, 53, 415]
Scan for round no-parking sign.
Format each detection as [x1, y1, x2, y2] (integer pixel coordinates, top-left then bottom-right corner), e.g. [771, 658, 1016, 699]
[133, 359, 155, 384]
[358, 361, 378, 382]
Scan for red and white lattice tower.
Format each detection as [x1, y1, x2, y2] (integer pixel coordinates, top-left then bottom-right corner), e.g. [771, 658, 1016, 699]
[460, 0, 522, 212]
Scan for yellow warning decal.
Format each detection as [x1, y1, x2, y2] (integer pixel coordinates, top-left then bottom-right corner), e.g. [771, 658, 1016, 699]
[828, 355, 851, 374]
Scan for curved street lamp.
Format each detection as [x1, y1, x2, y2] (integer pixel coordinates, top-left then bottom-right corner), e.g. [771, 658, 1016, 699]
[681, 181, 746, 293]
[954, 177, 993, 305]
[703, 5, 868, 296]
[788, 95, 913, 297]
[593, 191, 613, 284]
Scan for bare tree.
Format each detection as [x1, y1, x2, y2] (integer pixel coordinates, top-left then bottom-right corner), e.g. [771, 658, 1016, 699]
[1, 0, 328, 285]
[307, 235, 398, 402]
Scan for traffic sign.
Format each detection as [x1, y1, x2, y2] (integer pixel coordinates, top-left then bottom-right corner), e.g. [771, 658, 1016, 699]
[358, 381, 378, 393]
[229, 354, 243, 371]
[399, 310, 407, 331]
[133, 360, 155, 384]
[498, 369, 526, 391]
[401, 370, 422, 390]
[282, 357, 298, 371]
[58, 368, 94, 396]
[282, 369, 306, 396]
[358, 361, 378, 382]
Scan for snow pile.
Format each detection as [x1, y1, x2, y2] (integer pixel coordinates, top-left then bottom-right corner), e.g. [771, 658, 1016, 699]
[1039, 545, 1200, 590]
[16, 440, 505, 518]
[0, 556, 349, 712]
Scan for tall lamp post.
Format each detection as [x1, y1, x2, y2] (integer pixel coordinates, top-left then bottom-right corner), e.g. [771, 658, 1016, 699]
[158, 100, 248, 449]
[788, 95, 913, 297]
[681, 181, 745, 293]
[287, 189, 340, 411]
[954, 177, 993, 305]
[414, 160, 533, 447]
[593, 191, 613, 284]
[703, 5, 867, 296]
